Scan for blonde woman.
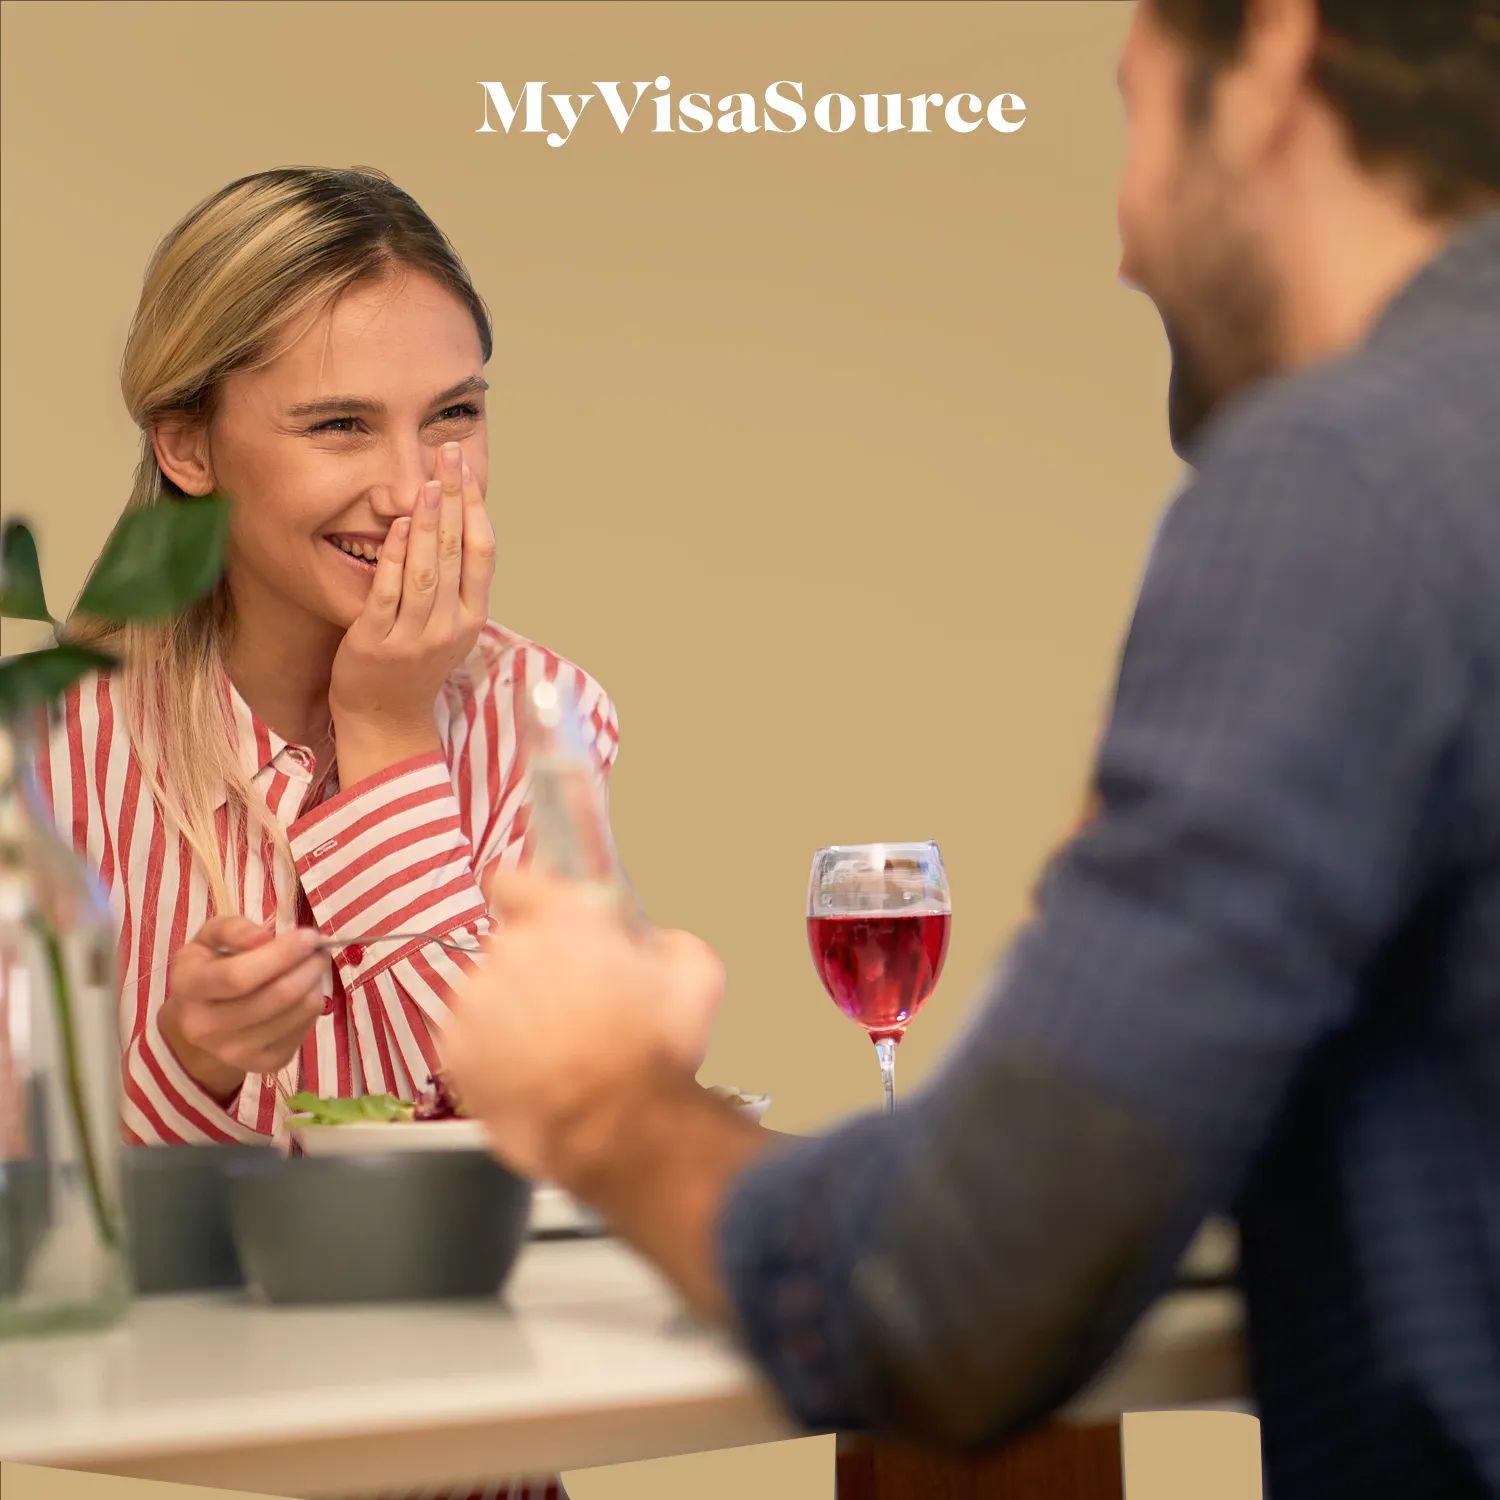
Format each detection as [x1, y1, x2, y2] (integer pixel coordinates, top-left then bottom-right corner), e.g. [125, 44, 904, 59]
[39, 166, 618, 1169]
[35, 164, 602, 1499]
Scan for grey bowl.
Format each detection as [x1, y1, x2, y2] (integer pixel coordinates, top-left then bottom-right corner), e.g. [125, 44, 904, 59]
[226, 1150, 533, 1304]
[124, 1143, 275, 1294]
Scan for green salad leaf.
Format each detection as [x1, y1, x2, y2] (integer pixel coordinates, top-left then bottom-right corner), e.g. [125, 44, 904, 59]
[287, 1092, 415, 1125]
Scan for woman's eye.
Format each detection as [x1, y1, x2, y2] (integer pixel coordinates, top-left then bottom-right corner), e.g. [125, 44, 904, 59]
[306, 403, 479, 436]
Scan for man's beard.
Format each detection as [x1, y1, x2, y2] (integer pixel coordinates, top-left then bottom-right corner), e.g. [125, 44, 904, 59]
[1164, 317, 1221, 461]
[1154, 170, 1282, 462]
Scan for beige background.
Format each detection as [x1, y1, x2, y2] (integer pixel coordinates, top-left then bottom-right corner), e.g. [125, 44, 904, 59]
[1, 1, 1253, 1496]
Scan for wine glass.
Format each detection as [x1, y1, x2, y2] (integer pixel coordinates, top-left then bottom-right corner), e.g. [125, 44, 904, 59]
[807, 842, 951, 1115]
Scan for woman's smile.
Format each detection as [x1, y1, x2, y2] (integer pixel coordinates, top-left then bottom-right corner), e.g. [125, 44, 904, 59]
[322, 530, 387, 574]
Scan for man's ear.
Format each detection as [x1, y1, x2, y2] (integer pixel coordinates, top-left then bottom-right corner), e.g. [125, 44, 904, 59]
[1216, 0, 1319, 174]
[151, 418, 216, 497]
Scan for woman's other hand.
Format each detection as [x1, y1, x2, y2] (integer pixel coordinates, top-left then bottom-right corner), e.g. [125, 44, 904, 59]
[158, 917, 328, 1103]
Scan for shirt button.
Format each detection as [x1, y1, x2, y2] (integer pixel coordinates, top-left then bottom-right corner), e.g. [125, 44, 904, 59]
[322, 996, 335, 1016]
[344, 944, 364, 965]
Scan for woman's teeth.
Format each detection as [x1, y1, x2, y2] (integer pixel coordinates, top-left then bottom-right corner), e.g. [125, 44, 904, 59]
[330, 537, 379, 562]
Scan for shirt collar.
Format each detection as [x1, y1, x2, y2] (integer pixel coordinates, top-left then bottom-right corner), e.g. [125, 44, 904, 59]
[217, 672, 459, 809]
[222, 674, 291, 808]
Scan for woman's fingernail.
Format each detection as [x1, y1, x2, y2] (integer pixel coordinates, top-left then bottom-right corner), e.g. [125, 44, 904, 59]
[424, 481, 442, 509]
[461, 460, 473, 483]
[443, 444, 462, 474]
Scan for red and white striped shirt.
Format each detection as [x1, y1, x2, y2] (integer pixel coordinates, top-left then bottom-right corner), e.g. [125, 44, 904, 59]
[36, 621, 619, 1148]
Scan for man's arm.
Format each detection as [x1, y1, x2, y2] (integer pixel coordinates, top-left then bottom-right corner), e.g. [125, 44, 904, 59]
[547, 1067, 773, 1324]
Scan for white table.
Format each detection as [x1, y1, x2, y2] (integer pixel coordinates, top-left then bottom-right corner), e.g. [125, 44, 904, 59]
[0, 1239, 1248, 1498]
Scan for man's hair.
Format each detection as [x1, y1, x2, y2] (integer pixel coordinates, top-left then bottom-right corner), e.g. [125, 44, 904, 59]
[1154, 0, 1500, 216]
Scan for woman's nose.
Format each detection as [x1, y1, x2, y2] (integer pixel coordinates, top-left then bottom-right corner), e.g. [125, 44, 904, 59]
[369, 484, 410, 522]
[369, 445, 435, 520]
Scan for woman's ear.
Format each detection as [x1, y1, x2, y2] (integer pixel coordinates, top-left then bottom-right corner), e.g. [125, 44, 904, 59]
[151, 418, 216, 497]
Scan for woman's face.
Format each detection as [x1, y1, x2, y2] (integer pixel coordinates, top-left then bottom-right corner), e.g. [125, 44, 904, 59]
[199, 268, 489, 636]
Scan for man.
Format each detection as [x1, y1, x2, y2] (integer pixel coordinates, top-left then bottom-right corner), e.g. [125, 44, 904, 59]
[443, 3, 1500, 1497]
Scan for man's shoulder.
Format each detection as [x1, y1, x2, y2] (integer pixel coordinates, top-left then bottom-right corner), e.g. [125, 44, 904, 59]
[1181, 323, 1500, 597]
[1198, 312, 1500, 515]
[1143, 326, 1499, 696]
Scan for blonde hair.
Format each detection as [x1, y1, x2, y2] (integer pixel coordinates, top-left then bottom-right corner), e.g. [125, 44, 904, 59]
[67, 166, 494, 916]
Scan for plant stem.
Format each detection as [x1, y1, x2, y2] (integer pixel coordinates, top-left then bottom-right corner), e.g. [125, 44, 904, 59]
[31, 916, 120, 1251]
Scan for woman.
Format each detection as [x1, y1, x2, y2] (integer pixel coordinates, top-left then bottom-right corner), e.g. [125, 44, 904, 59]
[37, 162, 601, 1498]
[41, 165, 620, 1150]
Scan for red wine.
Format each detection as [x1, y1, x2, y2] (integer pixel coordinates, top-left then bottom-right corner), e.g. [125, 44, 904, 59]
[808, 911, 951, 1043]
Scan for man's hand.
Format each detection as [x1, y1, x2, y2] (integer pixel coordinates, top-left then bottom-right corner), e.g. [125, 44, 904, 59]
[441, 868, 725, 1183]
[444, 869, 777, 1325]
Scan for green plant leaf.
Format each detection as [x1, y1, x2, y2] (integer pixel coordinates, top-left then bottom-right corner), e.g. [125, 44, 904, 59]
[0, 644, 117, 718]
[0, 521, 53, 623]
[76, 494, 230, 621]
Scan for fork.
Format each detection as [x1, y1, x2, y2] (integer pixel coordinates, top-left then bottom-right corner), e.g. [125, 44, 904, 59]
[212, 929, 481, 1110]
[211, 930, 483, 958]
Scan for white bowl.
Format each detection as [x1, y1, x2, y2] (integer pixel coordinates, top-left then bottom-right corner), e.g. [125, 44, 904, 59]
[289, 1118, 489, 1157]
[710, 1089, 772, 1124]
[529, 1184, 604, 1236]
[292, 1089, 771, 1155]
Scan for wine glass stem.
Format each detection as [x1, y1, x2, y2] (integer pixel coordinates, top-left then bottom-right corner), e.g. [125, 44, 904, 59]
[875, 1037, 898, 1115]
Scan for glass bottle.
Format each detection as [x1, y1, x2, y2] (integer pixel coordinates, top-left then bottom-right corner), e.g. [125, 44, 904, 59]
[519, 678, 644, 927]
[0, 716, 128, 1336]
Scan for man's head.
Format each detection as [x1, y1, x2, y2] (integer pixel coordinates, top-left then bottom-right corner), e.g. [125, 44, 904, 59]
[1117, 0, 1500, 456]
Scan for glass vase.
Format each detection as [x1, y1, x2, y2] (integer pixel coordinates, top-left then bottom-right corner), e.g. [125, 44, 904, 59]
[0, 715, 129, 1336]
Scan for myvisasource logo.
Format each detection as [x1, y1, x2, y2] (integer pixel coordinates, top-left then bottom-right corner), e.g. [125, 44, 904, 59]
[477, 78, 1028, 148]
